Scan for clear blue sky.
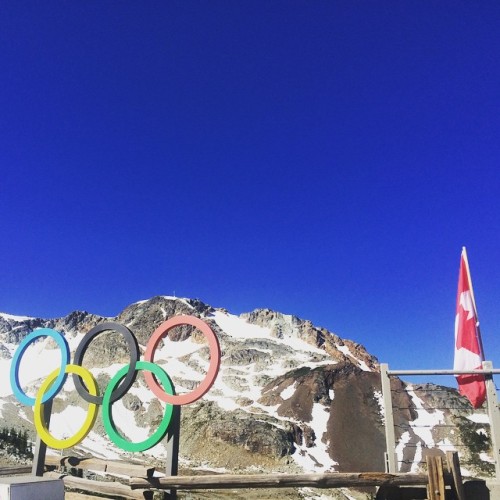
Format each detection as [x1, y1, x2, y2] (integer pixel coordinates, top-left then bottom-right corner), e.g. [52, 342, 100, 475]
[2, 2, 500, 384]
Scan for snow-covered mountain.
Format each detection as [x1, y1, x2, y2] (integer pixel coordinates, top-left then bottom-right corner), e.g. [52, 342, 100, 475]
[0, 296, 493, 489]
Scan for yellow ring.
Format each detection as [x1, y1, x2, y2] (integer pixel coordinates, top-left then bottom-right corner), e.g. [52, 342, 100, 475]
[34, 364, 99, 449]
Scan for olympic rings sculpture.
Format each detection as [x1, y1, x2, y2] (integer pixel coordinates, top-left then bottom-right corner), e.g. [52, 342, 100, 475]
[9, 315, 220, 452]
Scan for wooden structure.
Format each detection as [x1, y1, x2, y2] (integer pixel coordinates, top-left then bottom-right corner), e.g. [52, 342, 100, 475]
[129, 452, 466, 499]
[1, 451, 472, 499]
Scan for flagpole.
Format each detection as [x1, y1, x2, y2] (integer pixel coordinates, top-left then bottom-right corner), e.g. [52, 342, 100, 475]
[462, 246, 486, 360]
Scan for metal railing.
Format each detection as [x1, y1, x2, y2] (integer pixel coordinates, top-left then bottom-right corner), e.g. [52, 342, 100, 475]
[380, 361, 500, 478]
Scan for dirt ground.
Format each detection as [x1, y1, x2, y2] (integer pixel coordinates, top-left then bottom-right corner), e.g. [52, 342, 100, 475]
[66, 494, 102, 500]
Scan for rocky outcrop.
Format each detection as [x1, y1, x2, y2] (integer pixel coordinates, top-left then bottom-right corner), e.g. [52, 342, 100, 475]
[116, 296, 213, 345]
[241, 308, 379, 371]
[0, 316, 46, 344]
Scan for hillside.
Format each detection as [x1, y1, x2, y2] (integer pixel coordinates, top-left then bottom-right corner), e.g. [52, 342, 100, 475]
[0, 296, 493, 498]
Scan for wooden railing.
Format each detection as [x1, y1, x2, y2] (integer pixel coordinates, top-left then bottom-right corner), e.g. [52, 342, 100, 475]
[0, 465, 31, 476]
[0, 451, 467, 500]
[130, 453, 465, 500]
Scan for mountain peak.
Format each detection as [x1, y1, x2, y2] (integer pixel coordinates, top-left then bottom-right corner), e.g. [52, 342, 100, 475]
[0, 295, 491, 485]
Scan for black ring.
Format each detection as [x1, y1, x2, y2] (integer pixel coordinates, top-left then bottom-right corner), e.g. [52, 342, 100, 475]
[72, 322, 139, 404]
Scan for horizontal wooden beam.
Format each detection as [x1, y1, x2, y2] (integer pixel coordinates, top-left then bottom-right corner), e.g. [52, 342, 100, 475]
[44, 455, 155, 478]
[0, 466, 32, 476]
[130, 472, 438, 490]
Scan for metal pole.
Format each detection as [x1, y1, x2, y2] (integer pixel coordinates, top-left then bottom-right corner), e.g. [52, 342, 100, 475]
[380, 363, 397, 473]
[387, 368, 500, 376]
[164, 404, 180, 500]
[461, 247, 487, 360]
[483, 361, 500, 479]
[32, 399, 52, 476]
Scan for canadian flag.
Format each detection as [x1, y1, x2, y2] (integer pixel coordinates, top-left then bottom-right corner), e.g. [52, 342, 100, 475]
[454, 248, 486, 408]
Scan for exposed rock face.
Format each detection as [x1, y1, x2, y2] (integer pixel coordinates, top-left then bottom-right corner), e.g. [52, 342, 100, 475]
[0, 311, 104, 346]
[0, 315, 46, 345]
[241, 308, 379, 371]
[0, 296, 491, 483]
[328, 366, 386, 472]
[0, 344, 11, 360]
[116, 297, 213, 345]
[183, 402, 296, 459]
[259, 362, 389, 472]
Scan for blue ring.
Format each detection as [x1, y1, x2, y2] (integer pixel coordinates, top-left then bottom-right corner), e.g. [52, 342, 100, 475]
[10, 328, 70, 406]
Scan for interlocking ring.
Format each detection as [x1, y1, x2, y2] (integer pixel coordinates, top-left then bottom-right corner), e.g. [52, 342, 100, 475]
[102, 361, 174, 452]
[10, 328, 70, 406]
[72, 322, 139, 404]
[34, 364, 99, 449]
[144, 315, 221, 405]
[10, 315, 220, 452]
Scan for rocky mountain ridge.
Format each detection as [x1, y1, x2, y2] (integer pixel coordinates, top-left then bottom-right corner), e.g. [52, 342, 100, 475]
[0, 296, 493, 498]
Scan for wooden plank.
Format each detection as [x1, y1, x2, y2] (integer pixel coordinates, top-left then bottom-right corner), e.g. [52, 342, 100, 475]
[435, 456, 446, 499]
[44, 471, 146, 499]
[44, 455, 155, 478]
[426, 455, 438, 500]
[446, 451, 466, 500]
[426, 456, 446, 500]
[130, 472, 430, 491]
[0, 466, 32, 476]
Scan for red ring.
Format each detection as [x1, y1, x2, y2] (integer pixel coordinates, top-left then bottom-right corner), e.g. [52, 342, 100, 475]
[144, 316, 220, 405]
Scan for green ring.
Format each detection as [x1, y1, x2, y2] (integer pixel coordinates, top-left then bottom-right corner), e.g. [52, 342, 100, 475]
[102, 360, 174, 452]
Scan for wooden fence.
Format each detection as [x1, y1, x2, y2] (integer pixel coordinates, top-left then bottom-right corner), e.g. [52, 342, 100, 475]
[0, 451, 468, 499]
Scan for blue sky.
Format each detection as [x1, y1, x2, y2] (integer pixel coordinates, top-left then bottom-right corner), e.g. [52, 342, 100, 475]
[2, 2, 500, 385]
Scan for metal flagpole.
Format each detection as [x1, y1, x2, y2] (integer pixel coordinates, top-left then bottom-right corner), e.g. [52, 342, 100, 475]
[462, 246, 486, 360]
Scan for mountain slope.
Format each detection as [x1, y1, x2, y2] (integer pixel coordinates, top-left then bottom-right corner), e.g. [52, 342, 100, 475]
[0, 296, 492, 485]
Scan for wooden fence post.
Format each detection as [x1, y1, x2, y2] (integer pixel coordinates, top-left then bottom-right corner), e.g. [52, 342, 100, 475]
[426, 455, 445, 500]
[446, 451, 466, 500]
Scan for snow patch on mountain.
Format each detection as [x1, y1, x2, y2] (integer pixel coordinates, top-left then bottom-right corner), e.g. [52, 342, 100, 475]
[0, 312, 35, 322]
[336, 344, 372, 371]
[373, 390, 385, 425]
[292, 401, 337, 472]
[48, 405, 91, 442]
[467, 413, 490, 424]
[212, 310, 273, 339]
[281, 383, 296, 400]
[212, 310, 327, 356]
[395, 431, 412, 471]
[406, 384, 445, 447]
[0, 337, 63, 398]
